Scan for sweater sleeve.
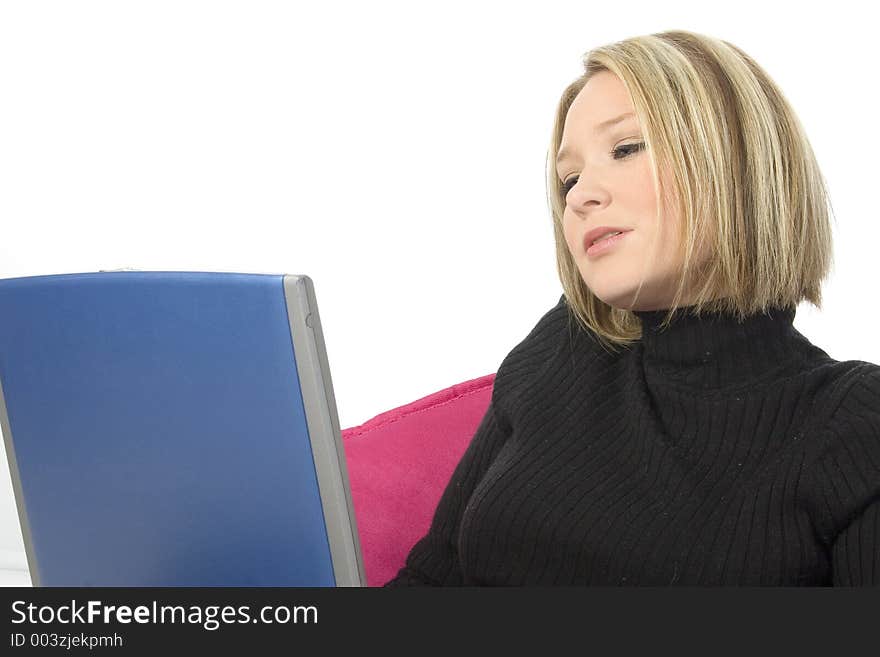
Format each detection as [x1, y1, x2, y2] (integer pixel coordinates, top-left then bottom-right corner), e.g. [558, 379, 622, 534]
[382, 398, 513, 586]
[382, 293, 567, 587]
[831, 498, 880, 585]
[810, 366, 880, 586]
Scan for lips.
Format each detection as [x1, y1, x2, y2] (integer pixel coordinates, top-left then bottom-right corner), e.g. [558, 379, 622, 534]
[583, 226, 632, 252]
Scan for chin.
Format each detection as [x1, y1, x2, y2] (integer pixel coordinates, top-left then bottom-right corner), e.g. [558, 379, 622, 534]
[588, 287, 639, 310]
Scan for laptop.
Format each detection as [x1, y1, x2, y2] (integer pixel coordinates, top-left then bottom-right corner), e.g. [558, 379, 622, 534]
[0, 271, 366, 586]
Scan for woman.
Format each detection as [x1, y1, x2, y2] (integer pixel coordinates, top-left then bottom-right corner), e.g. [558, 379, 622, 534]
[384, 29, 879, 586]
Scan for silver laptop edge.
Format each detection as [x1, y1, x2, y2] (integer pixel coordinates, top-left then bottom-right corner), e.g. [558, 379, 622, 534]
[0, 367, 40, 586]
[283, 274, 366, 587]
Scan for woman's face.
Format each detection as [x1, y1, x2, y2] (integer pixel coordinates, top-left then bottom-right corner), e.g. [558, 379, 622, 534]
[556, 70, 710, 311]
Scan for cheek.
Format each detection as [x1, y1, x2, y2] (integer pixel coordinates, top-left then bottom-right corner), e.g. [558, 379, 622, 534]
[562, 215, 579, 254]
[635, 164, 663, 213]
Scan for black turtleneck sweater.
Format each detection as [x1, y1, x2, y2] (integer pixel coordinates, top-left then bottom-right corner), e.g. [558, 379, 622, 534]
[384, 294, 880, 586]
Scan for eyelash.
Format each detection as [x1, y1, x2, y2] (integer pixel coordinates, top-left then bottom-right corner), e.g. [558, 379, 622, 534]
[560, 141, 645, 195]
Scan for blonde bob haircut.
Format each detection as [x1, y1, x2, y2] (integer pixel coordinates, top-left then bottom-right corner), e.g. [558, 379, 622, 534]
[546, 29, 835, 354]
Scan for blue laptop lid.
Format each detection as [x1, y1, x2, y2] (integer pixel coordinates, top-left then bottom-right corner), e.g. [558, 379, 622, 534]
[0, 271, 364, 586]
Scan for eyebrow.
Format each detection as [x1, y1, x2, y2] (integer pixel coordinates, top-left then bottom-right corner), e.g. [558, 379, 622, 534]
[555, 111, 636, 167]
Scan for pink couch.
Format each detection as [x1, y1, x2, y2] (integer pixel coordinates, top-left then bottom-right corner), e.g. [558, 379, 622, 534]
[340, 373, 495, 587]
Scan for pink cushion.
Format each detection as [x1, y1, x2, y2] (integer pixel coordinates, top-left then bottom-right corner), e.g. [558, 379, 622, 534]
[341, 373, 495, 587]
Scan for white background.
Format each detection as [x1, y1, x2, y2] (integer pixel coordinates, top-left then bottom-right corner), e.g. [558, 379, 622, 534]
[0, 0, 877, 585]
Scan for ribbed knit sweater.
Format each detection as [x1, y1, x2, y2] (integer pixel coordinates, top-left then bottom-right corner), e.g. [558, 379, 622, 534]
[384, 294, 880, 586]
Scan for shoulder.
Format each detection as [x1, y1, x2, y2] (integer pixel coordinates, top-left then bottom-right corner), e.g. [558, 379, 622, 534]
[849, 361, 880, 397]
[495, 294, 569, 379]
[811, 361, 880, 456]
[839, 362, 880, 446]
[826, 361, 880, 437]
[491, 294, 570, 413]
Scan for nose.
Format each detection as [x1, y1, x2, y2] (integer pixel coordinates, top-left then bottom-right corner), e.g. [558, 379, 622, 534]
[567, 181, 606, 215]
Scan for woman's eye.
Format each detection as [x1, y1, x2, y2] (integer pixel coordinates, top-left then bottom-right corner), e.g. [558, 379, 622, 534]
[613, 141, 645, 160]
[560, 141, 645, 195]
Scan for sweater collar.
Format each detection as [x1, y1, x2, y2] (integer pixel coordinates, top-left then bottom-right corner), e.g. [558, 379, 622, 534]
[631, 303, 806, 391]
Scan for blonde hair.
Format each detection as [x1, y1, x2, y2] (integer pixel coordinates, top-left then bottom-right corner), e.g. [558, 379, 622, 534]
[546, 29, 836, 353]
